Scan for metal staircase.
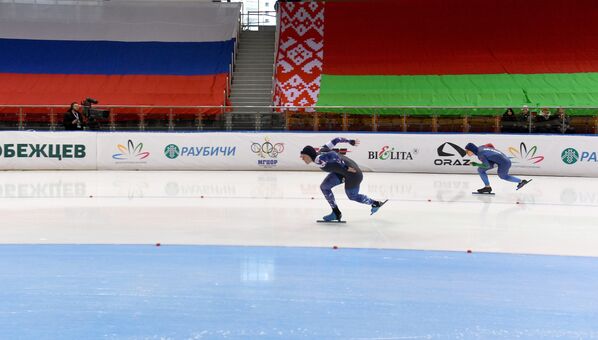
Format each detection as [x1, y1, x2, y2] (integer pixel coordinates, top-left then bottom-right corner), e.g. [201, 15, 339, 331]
[227, 26, 284, 130]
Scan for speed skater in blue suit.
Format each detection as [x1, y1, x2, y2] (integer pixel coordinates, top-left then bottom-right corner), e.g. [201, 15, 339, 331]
[300, 137, 386, 222]
[465, 142, 531, 194]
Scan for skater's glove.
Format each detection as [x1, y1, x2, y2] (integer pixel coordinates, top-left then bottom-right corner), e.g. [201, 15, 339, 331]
[349, 139, 359, 146]
[471, 162, 489, 169]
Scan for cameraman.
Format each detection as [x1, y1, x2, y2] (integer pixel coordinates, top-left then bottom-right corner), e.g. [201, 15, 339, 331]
[81, 97, 106, 131]
[63, 102, 84, 130]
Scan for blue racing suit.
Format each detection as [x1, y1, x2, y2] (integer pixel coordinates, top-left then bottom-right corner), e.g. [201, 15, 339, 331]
[314, 138, 374, 208]
[475, 145, 521, 186]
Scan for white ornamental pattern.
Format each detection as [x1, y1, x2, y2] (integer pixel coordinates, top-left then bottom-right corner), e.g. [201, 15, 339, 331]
[273, 2, 324, 111]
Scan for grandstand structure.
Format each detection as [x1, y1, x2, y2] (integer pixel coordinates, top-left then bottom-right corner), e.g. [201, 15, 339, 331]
[0, 0, 597, 134]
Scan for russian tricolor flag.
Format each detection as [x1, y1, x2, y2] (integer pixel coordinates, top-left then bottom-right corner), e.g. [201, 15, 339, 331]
[0, 2, 240, 112]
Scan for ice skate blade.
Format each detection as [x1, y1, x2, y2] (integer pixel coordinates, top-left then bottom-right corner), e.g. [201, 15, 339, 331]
[516, 179, 533, 191]
[472, 192, 495, 195]
[317, 220, 347, 224]
[370, 199, 389, 215]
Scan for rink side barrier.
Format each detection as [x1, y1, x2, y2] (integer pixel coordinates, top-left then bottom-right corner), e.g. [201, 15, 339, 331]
[0, 131, 596, 177]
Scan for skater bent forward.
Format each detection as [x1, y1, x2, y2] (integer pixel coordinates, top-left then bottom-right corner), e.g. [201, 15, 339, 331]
[300, 137, 385, 222]
[465, 142, 531, 194]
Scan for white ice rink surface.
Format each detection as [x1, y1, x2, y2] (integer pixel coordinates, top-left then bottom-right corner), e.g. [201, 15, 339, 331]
[1, 170, 597, 257]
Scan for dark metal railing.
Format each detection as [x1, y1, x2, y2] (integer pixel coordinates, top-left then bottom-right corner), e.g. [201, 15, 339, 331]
[0, 105, 596, 134]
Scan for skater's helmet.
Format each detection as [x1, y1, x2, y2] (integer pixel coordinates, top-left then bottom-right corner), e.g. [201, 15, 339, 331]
[464, 143, 479, 155]
[300, 145, 317, 161]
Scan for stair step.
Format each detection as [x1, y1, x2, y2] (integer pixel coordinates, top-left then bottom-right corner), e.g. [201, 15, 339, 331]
[232, 82, 272, 86]
[231, 96, 272, 100]
[236, 57, 275, 62]
[238, 39, 275, 43]
[237, 51, 275, 54]
[237, 51, 275, 55]
[235, 56, 275, 60]
[237, 55, 274, 59]
[238, 43, 275, 47]
[239, 41, 275, 45]
[236, 56, 275, 60]
[233, 75, 272, 79]
[231, 88, 272, 92]
[233, 78, 273, 82]
[233, 81, 272, 87]
[237, 51, 276, 56]
[233, 74, 273, 78]
[232, 85, 272, 89]
[240, 34, 276, 38]
[235, 63, 273, 67]
[230, 111, 273, 114]
[230, 113, 276, 116]
[230, 91, 272, 96]
[231, 94, 272, 98]
[231, 80, 272, 84]
[233, 68, 273, 72]
[235, 64, 274, 68]
[234, 63, 274, 68]
[238, 47, 275, 51]
[241, 34, 276, 37]
[230, 102, 272, 106]
[238, 46, 276, 49]
[230, 98, 272, 103]
[234, 68, 273, 72]
[231, 83, 272, 87]
[235, 61, 275, 65]
[238, 43, 276, 47]
[230, 92, 272, 97]
[240, 37, 276, 41]
[233, 71, 273, 75]
[234, 64, 274, 69]
[238, 44, 275, 48]
[232, 82, 273, 87]
[231, 97, 272, 101]
[232, 88, 272, 92]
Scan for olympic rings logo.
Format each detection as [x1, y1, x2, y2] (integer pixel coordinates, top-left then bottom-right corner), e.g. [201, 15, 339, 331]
[251, 138, 285, 158]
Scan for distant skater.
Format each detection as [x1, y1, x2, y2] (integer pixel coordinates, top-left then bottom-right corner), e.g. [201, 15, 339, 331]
[465, 142, 531, 194]
[300, 137, 386, 222]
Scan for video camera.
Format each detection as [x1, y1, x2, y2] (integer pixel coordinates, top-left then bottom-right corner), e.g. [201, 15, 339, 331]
[80, 97, 110, 130]
[81, 97, 110, 120]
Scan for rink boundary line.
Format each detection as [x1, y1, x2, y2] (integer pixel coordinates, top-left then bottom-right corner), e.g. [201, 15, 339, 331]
[0, 195, 597, 208]
[1, 243, 598, 259]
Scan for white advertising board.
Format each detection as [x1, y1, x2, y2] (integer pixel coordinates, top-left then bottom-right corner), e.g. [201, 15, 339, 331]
[1, 131, 596, 177]
[0, 131, 97, 170]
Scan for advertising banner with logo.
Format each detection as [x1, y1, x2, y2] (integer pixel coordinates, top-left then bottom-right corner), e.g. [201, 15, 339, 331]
[95, 132, 421, 171]
[246, 133, 597, 177]
[380, 134, 596, 177]
[0, 131, 96, 170]
[1, 131, 596, 177]
[97, 132, 299, 170]
[558, 140, 598, 177]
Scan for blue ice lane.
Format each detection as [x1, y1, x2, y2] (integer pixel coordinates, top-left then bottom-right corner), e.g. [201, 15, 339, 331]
[1, 245, 598, 339]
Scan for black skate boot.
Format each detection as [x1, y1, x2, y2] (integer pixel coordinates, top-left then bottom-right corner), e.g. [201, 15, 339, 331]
[370, 199, 388, 215]
[323, 206, 342, 222]
[516, 179, 532, 190]
[477, 186, 493, 194]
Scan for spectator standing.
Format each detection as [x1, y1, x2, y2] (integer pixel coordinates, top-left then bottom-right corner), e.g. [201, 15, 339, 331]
[63, 102, 84, 131]
[534, 107, 557, 133]
[556, 107, 573, 134]
[501, 108, 519, 133]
